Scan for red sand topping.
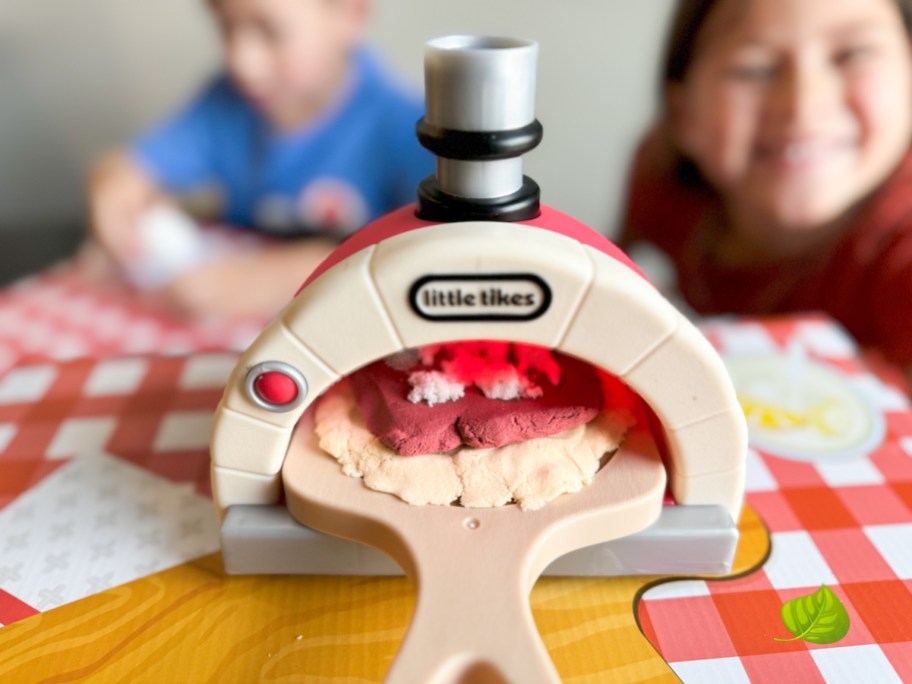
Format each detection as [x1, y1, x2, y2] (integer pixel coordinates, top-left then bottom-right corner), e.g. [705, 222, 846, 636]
[348, 343, 604, 456]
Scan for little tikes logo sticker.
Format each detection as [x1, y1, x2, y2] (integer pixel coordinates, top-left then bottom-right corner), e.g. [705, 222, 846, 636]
[409, 274, 552, 322]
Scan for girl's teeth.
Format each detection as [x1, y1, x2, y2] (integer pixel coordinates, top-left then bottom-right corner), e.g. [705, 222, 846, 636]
[785, 143, 816, 163]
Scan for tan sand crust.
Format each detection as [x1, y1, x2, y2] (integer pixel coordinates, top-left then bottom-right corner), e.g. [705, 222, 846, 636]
[314, 382, 634, 510]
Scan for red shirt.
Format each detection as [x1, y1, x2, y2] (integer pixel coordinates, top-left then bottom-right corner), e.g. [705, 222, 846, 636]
[623, 132, 912, 367]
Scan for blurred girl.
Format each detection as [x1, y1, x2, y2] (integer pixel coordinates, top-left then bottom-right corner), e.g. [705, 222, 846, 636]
[622, 0, 912, 374]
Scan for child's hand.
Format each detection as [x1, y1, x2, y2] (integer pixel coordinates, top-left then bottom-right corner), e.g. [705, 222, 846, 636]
[88, 152, 161, 264]
[155, 238, 337, 320]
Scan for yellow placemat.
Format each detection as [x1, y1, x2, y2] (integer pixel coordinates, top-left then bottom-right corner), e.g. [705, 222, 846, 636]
[0, 506, 768, 683]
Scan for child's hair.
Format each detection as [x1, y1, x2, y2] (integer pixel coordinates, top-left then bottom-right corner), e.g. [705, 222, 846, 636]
[659, 0, 912, 188]
[665, 0, 912, 85]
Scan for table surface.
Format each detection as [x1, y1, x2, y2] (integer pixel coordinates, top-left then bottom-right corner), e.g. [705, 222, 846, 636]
[0, 265, 911, 682]
[0, 258, 266, 378]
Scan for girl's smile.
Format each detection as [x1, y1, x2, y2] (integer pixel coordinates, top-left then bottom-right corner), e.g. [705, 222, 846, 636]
[754, 137, 855, 173]
[669, 0, 912, 241]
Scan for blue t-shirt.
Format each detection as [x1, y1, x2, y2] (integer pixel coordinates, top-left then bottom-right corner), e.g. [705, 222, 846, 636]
[132, 48, 433, 238]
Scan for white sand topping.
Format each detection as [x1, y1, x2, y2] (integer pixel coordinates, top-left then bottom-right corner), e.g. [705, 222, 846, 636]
[407, 370, 466, 406]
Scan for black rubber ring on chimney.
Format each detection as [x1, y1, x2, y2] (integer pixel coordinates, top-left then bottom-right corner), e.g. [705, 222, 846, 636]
[416, 118, 543, 161]
[416, 175, 541, 222]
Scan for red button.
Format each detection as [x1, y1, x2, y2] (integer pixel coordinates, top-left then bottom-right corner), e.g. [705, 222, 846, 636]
[254, 371, 299, 405]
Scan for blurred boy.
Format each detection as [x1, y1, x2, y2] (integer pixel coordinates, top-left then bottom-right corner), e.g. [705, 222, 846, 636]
[90, 0, 432, 318]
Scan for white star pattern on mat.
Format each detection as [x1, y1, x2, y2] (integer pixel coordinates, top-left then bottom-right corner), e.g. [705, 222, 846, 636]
[57, 493, 78, 509]
[10, 505, 34, 521]
[42, 552, 70, 573]
[3, 534, 28, 552]
[0, 454, 218, 612]
[35, 585, 67, 610]
[50, 521, 75, 540]
[136, 530, 162, 548]
[90, 541, 116, 560]
[0, 564, 23, 583]
[180, 519, 205, 538]
[85, 572, 114, 593]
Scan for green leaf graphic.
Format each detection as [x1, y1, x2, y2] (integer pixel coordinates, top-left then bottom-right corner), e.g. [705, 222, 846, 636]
[774, 585, 850, 644]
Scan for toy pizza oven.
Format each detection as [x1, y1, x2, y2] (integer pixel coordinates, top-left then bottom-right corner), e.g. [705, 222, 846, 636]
[210, 36, 747, 577]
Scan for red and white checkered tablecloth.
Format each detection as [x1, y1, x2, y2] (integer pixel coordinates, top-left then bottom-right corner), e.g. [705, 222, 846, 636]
[640, 315, 912, 683]
[0, 259, 266, 376]
[2, 260, 911, 683]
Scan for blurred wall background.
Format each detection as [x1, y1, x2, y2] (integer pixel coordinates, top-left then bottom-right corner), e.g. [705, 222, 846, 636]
[0, 0, 672, 279]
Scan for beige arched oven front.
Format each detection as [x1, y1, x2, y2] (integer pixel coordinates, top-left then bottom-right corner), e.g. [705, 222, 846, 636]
[210, 220, 747, 523]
